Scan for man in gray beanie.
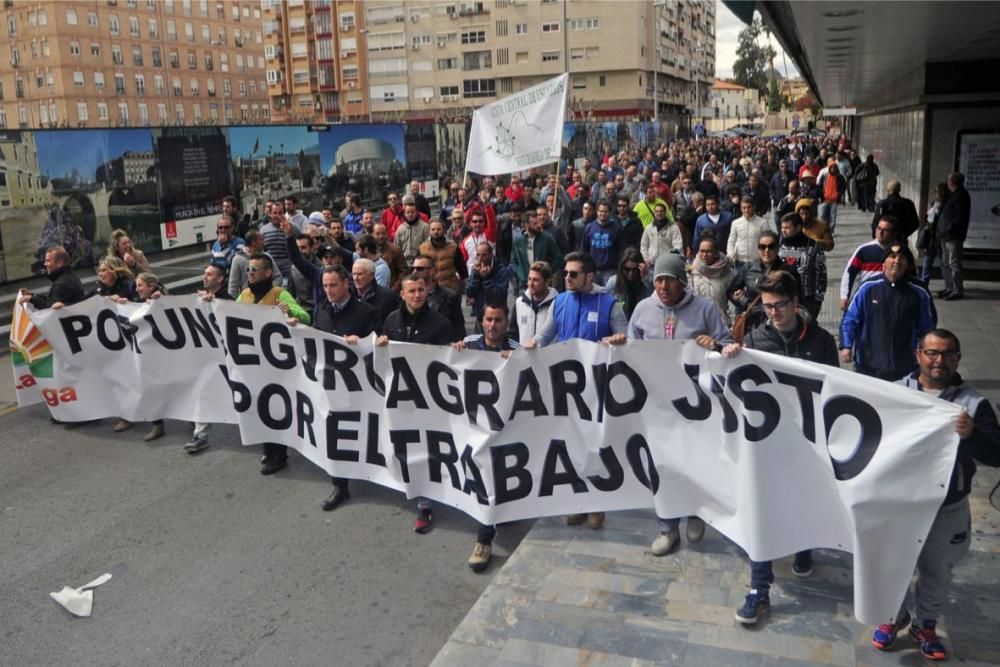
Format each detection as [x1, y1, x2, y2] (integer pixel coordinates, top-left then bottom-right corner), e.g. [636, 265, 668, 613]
[626, 252, 733, 557]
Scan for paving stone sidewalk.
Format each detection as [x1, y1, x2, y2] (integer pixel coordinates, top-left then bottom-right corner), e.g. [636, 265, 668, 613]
[432, 206, 1000, 666]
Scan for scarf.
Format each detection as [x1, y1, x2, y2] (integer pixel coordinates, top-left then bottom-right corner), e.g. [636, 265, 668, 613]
[692, 255, 731, 280]
[249, 279, 273, 302]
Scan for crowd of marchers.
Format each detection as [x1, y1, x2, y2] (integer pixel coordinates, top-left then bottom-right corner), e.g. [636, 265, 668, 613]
[18, 132, 996, 662]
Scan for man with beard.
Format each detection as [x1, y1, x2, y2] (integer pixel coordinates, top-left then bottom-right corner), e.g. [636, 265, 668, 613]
[394, 195, 431, 269]
[372, 223, 407, 290]
[511, 210, 563, 291]
[418, 219, 466, 293]
[412, 254, 465, 341]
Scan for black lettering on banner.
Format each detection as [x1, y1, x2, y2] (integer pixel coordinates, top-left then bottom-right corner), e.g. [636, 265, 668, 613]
[386, 357, 429, 409]
[296, 391, 315, 446]
[460, 444, 489, 505]
[672, 364, 711, 421]
[464, 369, 504, 431]
[258, 383, 292, 430]
[727, 364, 780, 441]
[322, 339, 363, 391]
[774, 371, 824, 443]
[260, 322, 296, 370]
[115, 314, 142, 353]
[365, 412, 387, 467]
[824, 396, 883, 481]
[302, 338, 319, 382]
[592, 361, 648, 422]
[389, 429, 420, 483]
[427, 361, 464, 415]
[626, 433, 659, 493]
[226, 317, 259, 365]
[491, 442, 532, 504]
[709, 374, 739, 434]
[59, 314, 92, 354]
[550, 360, 592, 420]
[508, 367, 549, 420]
[96, 309, 126, 351]
[326, 411, 361, 461]
[180, 307, 218, 348]
[144, 308, 186, 349]
[426, 430, 461, 490]
[538, 439, 587, 496]
[588, 446, 625, 492]
[363, 351, 386, 396]
[218, 364, 252, 411]
[207, 312, 223, 339]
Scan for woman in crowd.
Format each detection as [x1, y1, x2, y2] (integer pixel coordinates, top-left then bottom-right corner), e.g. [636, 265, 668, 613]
[108, 229, 151, 274]
[690, 232, 735, 325]
[92, 256, 137, 300]
[605, 248, 652, 321]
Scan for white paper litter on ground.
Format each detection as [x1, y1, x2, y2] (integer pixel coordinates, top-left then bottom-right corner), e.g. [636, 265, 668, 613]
[49, 573, 113, 617]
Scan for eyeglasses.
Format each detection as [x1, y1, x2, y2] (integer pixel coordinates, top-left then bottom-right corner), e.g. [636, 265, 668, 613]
[563, 270, 581, 278]
[758, 243, 777, 251]
[761, 299, 792, 312]
[919, 349, 959, 361]
[247, 266, 266, 273]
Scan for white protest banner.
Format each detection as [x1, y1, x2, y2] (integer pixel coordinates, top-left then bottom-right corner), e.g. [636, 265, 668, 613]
[18, 295, 960, 624]
[465, 73, 568, 175]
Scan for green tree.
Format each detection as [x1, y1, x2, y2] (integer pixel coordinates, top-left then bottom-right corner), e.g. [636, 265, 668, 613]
[732, 17, 777, 96]
[767, 78, 782, 113]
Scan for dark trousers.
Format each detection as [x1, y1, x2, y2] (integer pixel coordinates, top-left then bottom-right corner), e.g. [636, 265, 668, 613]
[262, 442, 287, 462]
[477, 523, 496, 545]
[332, 476, 349, 489]
[750, 550, 812, 591]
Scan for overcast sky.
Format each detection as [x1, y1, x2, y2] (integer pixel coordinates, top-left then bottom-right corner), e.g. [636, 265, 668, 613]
[714, 0, 799, 80]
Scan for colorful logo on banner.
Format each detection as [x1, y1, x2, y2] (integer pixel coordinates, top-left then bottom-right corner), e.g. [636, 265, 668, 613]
[9, 302, 53, 380]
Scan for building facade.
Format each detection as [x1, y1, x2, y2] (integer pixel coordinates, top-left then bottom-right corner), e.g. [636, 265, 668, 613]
[708, 79, 763, 129]
[264, 0, 716, 125]
[0, 0, 270, 129]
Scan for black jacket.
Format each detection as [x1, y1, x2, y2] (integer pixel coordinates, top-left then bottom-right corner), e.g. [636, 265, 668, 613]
[382, 303, 453, 344]
[356, 283, 401, 330]
[744, 313, 839, 367]
[871, 193, 919, 240]
[936, 186, 971, 243]
[30, 265, 85, 309]
[426, 285, 466, 342]
[313, 295, 380, 337]
[91, 276, 137, 300]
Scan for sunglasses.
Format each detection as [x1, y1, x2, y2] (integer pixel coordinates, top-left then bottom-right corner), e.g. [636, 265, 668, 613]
[758, 243, 777, 251]
[563, 270, 581, 278]
[623, 265, 640, 274]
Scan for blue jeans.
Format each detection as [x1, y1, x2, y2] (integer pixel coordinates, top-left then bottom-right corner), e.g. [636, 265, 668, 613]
[750, 550, 812, 591]
[921, 240, 938, 283]
[818, 202, 838, 231]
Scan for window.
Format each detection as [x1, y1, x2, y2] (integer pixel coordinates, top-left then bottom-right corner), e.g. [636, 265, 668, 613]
[148, 19, 159, 37]
[129, 16, 140, 36]
[166, 20, 176, 40]
[133, 46, 144, 66]
[204, 53, 213, 70]
[291, 43, 308, 58]
[586, 46, 599, 59]
[172, 77, 182, 95]
[187, 49, 196, 68]
[411, 34, 431, 48]
[69, 41, 81, 56]
[38, 10, 47, 26]
[118, 103, 129, 124]
[88, 12, 99, 27]
[154, 75, 164, 94]
[541, 22, 560, 32]
[135, 74, 146, 94]
[206, 78, 215, 95]
[112, 45, 124, 65]
[289, 16, 306, 33]
[169, 50, 179, 68]
[515, 23, 527, 35]
[110, 15, 120, 35]
[222, 79, 230, 95]
[461, 29, 485, 44]
[463, 50, 491, 70]
[367, 31, 404, 51]
[437, 57, 457, 70]
[599, 74, 606, 86]
[220, 53, 228, 72]
[201, 24, 210, 43]
[138, 102, 149, 125]
[463, 78, 495, 98]
[189, 78, 199, 95]
[67, 9, 79, 25]
[91, 43, 102, 57]
[572, 77, 586, 89]
[570, 48, 584, 60]
[238, 80, 246, 96]
[292, 69, 309, 84]
[94, 72, 106, 88]
[77, 102, 89, 122]
[316, 39, 333, 60]
[157, 103, 167, 124]
[73, 70, 85, 86]
[98, 102, 109, 121]
[152, 47, 162, 67]
[541, 51, 559, 62]
[586, 18, 600, 29]
[568, 19, 583, 30]
[192, 103, 201, 122]
[266, 69, 281, 84]
[439, 85, 458, 99]
[184, 22, 193, 41]
[7, 17, 15, 36]
[115, 73, 127, 94]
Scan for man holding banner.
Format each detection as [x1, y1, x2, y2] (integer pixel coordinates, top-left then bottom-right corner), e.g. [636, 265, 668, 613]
[721, 270, 839, 624]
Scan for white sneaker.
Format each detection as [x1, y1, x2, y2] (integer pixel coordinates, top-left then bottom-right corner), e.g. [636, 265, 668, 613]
[468, 542, 492, 572]
[651, 527, 680, 556]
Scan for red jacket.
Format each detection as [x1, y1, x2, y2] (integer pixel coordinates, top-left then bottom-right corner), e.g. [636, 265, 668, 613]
[380, 205, 403, 239]
[461, 201, 498, 243]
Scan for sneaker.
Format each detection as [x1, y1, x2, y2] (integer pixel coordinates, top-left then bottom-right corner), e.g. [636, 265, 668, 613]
[113, 418, 132, 432]
[651, 527, 680, 556]
[792, 553, 813, 578]
[414, 509, 433, 534]
[910, 622, 947, 661]
[686, 516, 705, 543]
[586, 512, 605, 529]
[184, 439, 209, 454]
[468, 542, 492, 572]
[735, 589, 770, 625]
[871, 610, 911, 650]
[565, 513, 586, 526]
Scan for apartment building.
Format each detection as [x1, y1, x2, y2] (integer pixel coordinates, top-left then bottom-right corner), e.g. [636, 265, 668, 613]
[0, 0, 269, 129]
[265, 0, 716, 124]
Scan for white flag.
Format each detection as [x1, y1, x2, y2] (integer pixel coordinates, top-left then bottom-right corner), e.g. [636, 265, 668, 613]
[465, 73, 568, 175]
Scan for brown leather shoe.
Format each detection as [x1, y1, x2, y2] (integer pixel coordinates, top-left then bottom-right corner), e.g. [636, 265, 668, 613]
[113, 419, 131, 432]
[143, 423, 165, 442]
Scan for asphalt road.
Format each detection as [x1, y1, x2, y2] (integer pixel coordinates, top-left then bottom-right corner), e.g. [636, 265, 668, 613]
[0, 405, 532, 667]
